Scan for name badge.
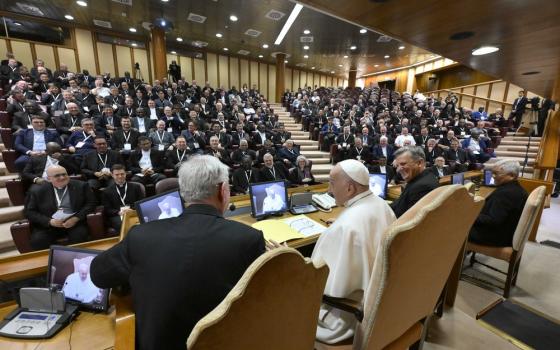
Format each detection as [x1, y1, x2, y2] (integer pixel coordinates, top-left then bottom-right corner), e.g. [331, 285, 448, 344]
[139, 125, 146, 133]
[63, 110, 69, 114]
[439, 135, 443, 138]
[112, 104, 118, 110]
[101, 167, 110, 173]
[83, 106, 89, 112]
[357, 155, 361, 160]
[158, 144, 165, 151]
[150, 115, 158, 120]
[193, 142, 199, 149]
[342, 143, 347, 148]
[27, 125, 33, 129]
[76, 141, 85, 148]
[461, 131, 466, 136]
[124, 143, 132, 150]
[54, 111, 63, 117]
[167, 127, 173, 133]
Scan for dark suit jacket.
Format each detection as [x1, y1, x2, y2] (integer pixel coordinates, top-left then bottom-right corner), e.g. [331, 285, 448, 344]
[12, 111, 51, 132]
[231, 167, 259, 194]
[128, 149, 165, 174]
[369, 165, 396, 182]
[24, 180, 96, 228]
[429, 165, 451, 178]
[512, 97, 528, 114]
[390, 169, 439, 218]
[90, 204, 265, 350]
[102, 182, 145, 217]
[111, 129, 140, 151]
[14, 129, 61, 155]
[469, 181, 528, 247]
[372, 144, 395, 163]
[165, 148, 189, 174]
[348, 147, 372, 164]
[445, 148, 470, 164]
[277, 147, 300, 164]
[231, 149, 257, 164]
[258, 164, 288, 182]
[81, 150, 123, 179]
[21, 154, 78, 183]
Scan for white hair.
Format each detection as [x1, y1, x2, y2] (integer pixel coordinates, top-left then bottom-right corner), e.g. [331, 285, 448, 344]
[493, 159, 520, 178]
[178, 155, 229, 202]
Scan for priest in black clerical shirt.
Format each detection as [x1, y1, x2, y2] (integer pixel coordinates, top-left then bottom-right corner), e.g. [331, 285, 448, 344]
[232, 156, 259, 194]
[165, 136, 189, 175]
[102, 164, 145, 231]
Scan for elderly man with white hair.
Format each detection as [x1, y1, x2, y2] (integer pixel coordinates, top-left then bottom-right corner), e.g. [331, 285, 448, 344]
[91, 155, 265, 350]
[469, 159, 528, 247]
[312, 159, 396, 344]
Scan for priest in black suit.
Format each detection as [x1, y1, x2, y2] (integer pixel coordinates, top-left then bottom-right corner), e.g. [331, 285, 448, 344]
[22, 142, 77, 186]
[231, 156, 259, 194]
[102, 164, 145, 231]
[259, 153, 289, 182]
[165, 136, 189, 176]
[90, 155, 265, 350]
[429, 156, 452, 178]
[128, 136, 166, 185]
[24, 165, 96, 250]
[81, 136, 123, 190]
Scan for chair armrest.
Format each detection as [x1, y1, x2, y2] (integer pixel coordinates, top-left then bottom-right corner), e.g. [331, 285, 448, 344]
[164, 169, 175, 178]
[11, 220, 33, 253]
[87, 211, 106, 240]
[322, 295, 364, 322]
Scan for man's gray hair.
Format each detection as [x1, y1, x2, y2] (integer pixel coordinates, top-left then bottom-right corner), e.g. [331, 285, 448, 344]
[493, 159, 520, 178]
[178, 155, 229, 202]
[394, 146, 426, 162]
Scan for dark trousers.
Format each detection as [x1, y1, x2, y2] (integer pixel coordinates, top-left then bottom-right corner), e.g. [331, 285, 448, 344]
[15, 155, 30, 172]
[30, 223, 89, 251]
[106, 215, 122, 232]
[87, 177, 114, 190]
[509, 111, 523, 129]
[131, 173, 166, 186]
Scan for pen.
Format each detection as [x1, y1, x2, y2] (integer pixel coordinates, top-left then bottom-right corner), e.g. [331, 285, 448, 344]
[320, 218, 330, 226]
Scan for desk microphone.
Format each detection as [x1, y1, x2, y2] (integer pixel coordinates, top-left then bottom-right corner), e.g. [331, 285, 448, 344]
[229, 203, 236, 211]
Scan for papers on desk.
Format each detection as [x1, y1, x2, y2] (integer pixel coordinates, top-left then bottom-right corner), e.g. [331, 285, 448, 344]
[52, 210, 76, 221]
[252, 215, 326, 243]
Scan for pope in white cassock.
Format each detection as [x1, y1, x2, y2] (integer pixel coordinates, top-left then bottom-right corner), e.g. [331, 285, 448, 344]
[311, 159, 396, 344]
[262, 186, 285, 213]
[62, 263, 101, 303]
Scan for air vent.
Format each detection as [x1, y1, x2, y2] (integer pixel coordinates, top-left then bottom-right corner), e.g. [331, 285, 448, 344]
[320, 68, 330, 73]
[300, 36, 314, 43]
[237, 50, 250, 55]
[187, 13, 207, 24]
[16, 3, 44, 16]
[244, 29, 262, 37]
[191, 40, 208, 48]
[377, 35, 392, 43]
[265, 10, 286, 21]
[112, 0, 132, 5]
[93, 19, 112, 29]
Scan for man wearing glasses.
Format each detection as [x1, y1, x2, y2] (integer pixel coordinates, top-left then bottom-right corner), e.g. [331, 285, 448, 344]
[14, 115, 61, 172]
[24, 165, 96, 250]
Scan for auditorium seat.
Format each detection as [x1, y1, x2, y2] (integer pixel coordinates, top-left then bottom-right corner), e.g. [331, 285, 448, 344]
[466, 185, 546, 298]
[155, 177, 179, 194]
[0, 99, 6, 111]
[186, 247, 328, 350]
[316, 185, 483, 350]
[0, 111, 10, 127]
[2, 150, 17, 174]
[1, 128, 14, 149]
[6, 179, 26, 206]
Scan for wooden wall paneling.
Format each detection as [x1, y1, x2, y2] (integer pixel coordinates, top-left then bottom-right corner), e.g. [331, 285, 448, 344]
[166, 54, 177, 69]
[111, 45, 119, 77]
[471, 86, 477, 109]
[147, 42, 154, 84]
[229, 57, 239, 89]
[474, 84, 489, 111]
[179, 56, 192, 82]
[34, 44, 56, 71]
[70, 28, 80, 72]
[115, 45, 132, 77]
[10, 40, 33, 68]
[133, 48, 150, 83]
[285, 68, 292, 92]
[506, 83, 522, 104]
[218, 55, 228, 89]
[29, 43, 37, 65]
[193, 59, 206, 83]
[240, 59, 249, 88]
[268, 65, 276, 103]
[433, 59, 444, 69]
[96, 42, 116, 77]
[57, 47, 77, 73]
[307, 72, 313, 87]
[259, 63, 267, 99]
[0, 39, 8, 60]
[488, 101, 503, 114]
[320, 75, 327, 87]
[485, 82, 493, 112]
[74, 29, 96, 74]
[250, 61, 259, 89]
[206, 53, 218, 88]
[312, 72, 318, 88]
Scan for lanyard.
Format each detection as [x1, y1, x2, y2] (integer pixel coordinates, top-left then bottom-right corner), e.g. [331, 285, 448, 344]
[98, 153, 108, 168]
[54, 187, 68, 208]
[177, 150, 186, 162]
[116, 183, 127, 206]
[71, 117, 78, 127]
[127, 108, 133, 116]
[245, 170, 252, 183]
[355, 147, 363, 155]
[82, 131, 92, 142]
[123, 131, 131, 143]
[156, 131, 165, 143]
[270, 167, 276, 179]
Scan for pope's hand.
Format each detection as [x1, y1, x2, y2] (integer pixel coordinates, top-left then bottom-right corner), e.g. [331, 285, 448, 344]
[265, 240, 287, 251]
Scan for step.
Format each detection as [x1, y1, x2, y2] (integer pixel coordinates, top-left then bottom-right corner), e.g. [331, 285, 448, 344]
[0, 188, 11, 208]
[314, 174, 329, 183]
[0, 174, 19, 188]
[285, 126, 302, 131]
[312, 164, 334, 174]
[506, 133, 541, 140]
[502, 136, 541, 142]
[498, 145, 539, 152]
[301, 151, 331, 158]
[0, 162, 6, 176]
[0, 221, 16, 251]
[494, 151, 537, 158]
[301, 145, 319, 151]
[499, 140, 540, 147]
[295, 140, 316, 146]
[308, 158, 330, 164]
[0, 205, 24, 224]
[486, 157, 535, 166]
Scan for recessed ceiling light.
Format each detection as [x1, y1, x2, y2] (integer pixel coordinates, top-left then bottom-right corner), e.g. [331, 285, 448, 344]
[160, 19, 166, 26]
[303, 29, 310, 35]
[311, 67, 315, 69]
[131, 43, 138, 47]
[359, 28, 367, 34]
[13, 22, 22, 26]
[171, 50, 176, 54]
[472, 46, 499, 56]
[262, 44, 269, 48]
[76, 0, 87, 6]
[303, 55, 308, 58]
[374, 64, 379, 67]
[330, 71, 335, 74]
[338, 64, 343, 67]
[223, 48, 229, 51]
[129, 27, 137, 33]
[398, 45, 405, 50]
[229, 15, 238, 22]
[258, 54, 264, 58]
[216, 33, 223, 38]
[284, 60, 288, 63]
[176, 37, 183, 42]
[303, 45, 309, 50]
[64, 15, 74, 20]
[350, 45, 357, 50]
[161, 0, 169, 2]
[384, 55, 390, 58]
[343, 55, 348, 58]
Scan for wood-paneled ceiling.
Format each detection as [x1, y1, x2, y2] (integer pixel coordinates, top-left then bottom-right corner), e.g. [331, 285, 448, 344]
[0, 0, 435, 78]
[299, 0, 560, 98]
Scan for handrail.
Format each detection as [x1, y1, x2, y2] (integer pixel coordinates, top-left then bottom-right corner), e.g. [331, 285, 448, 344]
[424, 79, 504, 94]
[427, 90, 513, 107]
[534, 109, 560, 173]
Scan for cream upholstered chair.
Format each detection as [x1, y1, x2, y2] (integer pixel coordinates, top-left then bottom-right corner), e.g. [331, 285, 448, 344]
[316, 185, 484, 350]
[187, 247, 329, 350]
[464, 182, 476, 196]
[466, 185, 546, 298]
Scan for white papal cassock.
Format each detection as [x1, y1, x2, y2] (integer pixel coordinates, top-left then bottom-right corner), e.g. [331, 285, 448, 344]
[311, 190, 396, 344]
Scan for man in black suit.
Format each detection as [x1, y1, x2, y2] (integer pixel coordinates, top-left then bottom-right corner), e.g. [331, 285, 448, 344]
[231, 139, 257, 165]
[348, 138, 372, 165]
[111, 116, 139, 154]
[372, 136, 395, 164]
[12, 101, 51, 133]
[102, 164, 145, 231]
[165, 136, 189, 176]
[128, 136, 166, 186]
[231, 155, 259, 194]
[22, 142, 77, 186]
[90, 155, 265, 350]
[259, 153, 289, 182]
[81, 136, 123, 190]
[469, 160, 528, 246]
[445, 139, 470, 172]
[429, 156, 451, 178]
[390, 146, 439, 218]
[509, 90, 528, 129]
[205, 135, 232, 167]
[24, 165, 96, 250]
[368, 156, 396, 182]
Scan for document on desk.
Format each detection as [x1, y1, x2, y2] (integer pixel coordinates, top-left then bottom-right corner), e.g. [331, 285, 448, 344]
[52, 210, 76, 221]
[252, 215, 326, 243]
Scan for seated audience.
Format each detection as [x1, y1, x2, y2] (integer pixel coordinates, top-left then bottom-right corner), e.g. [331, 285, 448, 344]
[206, 135, 232, 167]
[102, 164, 145, 231]
[348, 137, 372, 164]
[14, 115, 61, 171]
[165, 136, 189, 176]
[289, 155, 316, 185]
[445, 138, 470, 172]
[259, 153, 288, 182]
[81, 136, 123, 190]
[111, 116, 140, 154]
[372, 136, 395, 164]
[149, 120, 175, 151]
[430, 156, 451, 178]
[394, 127, 416, 147]
[461, 130, 492, 163]
[231, 139, 257, 165]
[369, 156, 395, 182]
[231, 155, 259, 194]
[277, 139, 300, 167]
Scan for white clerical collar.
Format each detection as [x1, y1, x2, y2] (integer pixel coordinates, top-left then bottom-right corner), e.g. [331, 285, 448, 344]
[141, 149, 151, 156]
[345, 190, 372, 208]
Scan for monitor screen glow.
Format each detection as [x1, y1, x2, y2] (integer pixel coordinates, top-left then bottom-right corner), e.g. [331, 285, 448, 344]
[368, 173, 388, 199]
[249, 180, 288, 217]
[136, 190, 184, 224]
[452, 172, 465, 185]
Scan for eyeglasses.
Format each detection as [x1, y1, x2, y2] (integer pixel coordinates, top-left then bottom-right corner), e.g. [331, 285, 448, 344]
[51, 173, 68, 178]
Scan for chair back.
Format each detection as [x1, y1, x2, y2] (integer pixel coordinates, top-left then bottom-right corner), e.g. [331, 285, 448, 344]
[155, 177, 179, 194]
[512, 186, 546, 254]
[129, 181, 146, 198]
[464, 182, 475, 196]
[354, 185, 484, 350]
[187, 247, 329, 350]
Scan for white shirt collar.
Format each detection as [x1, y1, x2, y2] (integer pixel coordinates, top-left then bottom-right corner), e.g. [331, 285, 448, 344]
[345, 190, 372, 208]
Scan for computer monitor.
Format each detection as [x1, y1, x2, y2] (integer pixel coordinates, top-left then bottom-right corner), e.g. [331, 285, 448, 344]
[249, 180, 289, 218]
[368, 173, 388, 199]
[47, 246, 110, 312]
[135, 189, 184, 224]
[452, 172, 465, 185]
[484, 169, 496, 186]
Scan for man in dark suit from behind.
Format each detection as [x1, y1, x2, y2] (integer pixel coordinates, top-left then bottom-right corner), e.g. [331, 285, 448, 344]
[102, 164, 145, 231]
[91, 155, 265, 350]
[469, 159, 528, 247]
[390, 146, 439, 218]
[24, 165, 96, 250]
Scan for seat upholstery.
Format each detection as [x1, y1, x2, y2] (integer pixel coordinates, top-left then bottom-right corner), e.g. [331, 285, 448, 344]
[187, 247, 329, 350]
[154, 177, 179, 194]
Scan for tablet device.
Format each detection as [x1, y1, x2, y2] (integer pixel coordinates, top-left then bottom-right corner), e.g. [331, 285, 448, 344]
[47, 246, 110, 312]
[483, 169, 496, 186]
[135, 189, 184, 224]
[249, 180, 288, 218]
[452, 172, 465, 185]
[368, 173, 388, 199]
